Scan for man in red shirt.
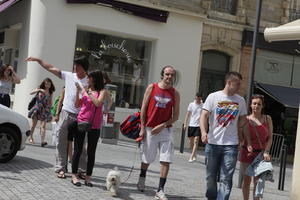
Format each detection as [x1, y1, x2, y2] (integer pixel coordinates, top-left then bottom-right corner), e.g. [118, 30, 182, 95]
[137, 66, 180, 200]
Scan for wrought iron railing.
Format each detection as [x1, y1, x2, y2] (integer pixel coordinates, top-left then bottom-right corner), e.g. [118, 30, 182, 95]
[289, 8, 300, 21]
[211, 0, 238, 15]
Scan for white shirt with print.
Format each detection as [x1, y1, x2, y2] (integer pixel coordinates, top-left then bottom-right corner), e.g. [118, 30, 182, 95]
[187, 101, 203, 127]
[61, 71, 88, 114]
[202, 90, 247, 145]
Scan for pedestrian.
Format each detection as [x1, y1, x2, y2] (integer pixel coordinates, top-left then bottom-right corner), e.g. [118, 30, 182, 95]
[69, 70, 106, 187]
[28, 78, 55, 146]
[200, 71, 247, 200]
[137, 66, 180, 200]
[183, 92, 203, 162]
[0, 64, 20, 107]
[25, 56, 88, 179]
[239, 94, 273, 200]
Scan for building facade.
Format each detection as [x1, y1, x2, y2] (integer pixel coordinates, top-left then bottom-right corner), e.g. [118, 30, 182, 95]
[0, 0, 299, 149]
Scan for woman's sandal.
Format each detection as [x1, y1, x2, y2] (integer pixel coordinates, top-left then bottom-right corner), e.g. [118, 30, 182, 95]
[78, 172, 86, 180]
[29, 138, 35, 144]
[71, 179, 81, 187]
[57, 171, 66, 179]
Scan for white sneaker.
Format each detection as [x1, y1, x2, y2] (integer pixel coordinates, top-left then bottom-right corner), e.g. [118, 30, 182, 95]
[155, 190, 168, 200]
[137, 177, 146, 192]
[188, 157, 196, 163]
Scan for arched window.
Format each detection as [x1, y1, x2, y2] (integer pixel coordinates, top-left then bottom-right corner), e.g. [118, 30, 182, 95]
[199, 50, 230, 100]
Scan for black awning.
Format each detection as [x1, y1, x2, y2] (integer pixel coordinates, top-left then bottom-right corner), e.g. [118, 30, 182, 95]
[256, 82, 300, 108]
[66, 0, 169, 23]
[0, 0, 19, 13]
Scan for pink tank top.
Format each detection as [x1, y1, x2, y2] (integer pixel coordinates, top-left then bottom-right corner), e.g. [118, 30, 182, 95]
[77, 91, 103, 129]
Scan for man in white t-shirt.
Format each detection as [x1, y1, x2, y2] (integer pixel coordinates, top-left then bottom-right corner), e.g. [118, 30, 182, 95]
[26, 56, 89, 178]
[200, 72, 247, 200]
[183, 92, 203, 162]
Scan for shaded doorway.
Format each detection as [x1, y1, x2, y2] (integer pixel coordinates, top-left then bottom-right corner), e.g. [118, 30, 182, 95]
[199, 50, 230, 99]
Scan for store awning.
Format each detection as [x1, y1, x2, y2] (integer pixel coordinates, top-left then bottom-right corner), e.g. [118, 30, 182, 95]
[264, 19, 300, 42]
[0, 0, 20, 13]
[66, 0, 169, 23]
[256, 82, 300, 108]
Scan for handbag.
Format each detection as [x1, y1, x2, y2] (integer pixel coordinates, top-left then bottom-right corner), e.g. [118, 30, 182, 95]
[78, 121, 92, 132]
[27, 93, 38, 110]
[77, 91, 99, 132]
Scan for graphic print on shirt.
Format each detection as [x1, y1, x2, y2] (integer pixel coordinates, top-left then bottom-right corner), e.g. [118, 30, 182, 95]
[216, 101, 239, 127]
[154, 94, 171, 108]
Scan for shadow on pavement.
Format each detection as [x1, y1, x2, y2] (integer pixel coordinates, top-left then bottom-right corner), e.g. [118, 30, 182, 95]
[0, 155, 53, 173]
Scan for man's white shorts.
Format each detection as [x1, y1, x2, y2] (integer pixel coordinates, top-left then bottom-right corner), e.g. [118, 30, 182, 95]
[140, 127, 174, 164]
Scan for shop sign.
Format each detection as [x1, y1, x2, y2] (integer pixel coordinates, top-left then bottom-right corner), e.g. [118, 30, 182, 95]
[264, 60, 280, 73]
[91, 40, 132, 63]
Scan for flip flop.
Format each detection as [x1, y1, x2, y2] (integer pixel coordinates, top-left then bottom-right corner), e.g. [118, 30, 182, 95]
[57, 171, 66, 179]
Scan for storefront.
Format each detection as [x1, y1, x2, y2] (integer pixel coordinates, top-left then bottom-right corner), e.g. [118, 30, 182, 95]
[241, 30, 300, 156]
[0, 0, 204, 147]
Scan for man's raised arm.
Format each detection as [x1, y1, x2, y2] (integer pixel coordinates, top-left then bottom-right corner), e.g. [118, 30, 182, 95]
[25, 57, 62, 78]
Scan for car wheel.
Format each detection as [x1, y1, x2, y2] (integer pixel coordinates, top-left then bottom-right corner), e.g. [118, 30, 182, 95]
[0, 126, 19, 163]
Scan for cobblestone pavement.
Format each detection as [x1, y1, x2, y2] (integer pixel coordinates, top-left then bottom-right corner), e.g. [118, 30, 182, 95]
[0, 130, 292, 200]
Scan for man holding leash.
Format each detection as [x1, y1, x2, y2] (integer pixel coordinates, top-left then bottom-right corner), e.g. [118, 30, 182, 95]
[137, 66, 180, 200]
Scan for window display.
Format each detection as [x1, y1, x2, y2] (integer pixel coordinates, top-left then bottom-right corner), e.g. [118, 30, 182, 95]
[75, 30, 152, 108]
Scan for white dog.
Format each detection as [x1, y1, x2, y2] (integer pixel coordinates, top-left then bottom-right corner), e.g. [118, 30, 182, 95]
[106, 167, 121, 197]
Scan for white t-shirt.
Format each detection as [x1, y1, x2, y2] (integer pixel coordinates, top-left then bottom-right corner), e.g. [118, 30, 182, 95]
[187, 101, 203, 127]
[202, 90, 247, 145]
[61, 71, 88, 114]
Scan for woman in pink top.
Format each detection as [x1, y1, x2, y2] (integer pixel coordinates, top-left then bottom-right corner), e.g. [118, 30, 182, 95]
[69, 70, 106, 187]
[239, 94, 273, 200]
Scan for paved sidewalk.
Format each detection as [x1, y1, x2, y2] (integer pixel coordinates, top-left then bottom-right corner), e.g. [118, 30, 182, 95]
[0, 130, 292, 200]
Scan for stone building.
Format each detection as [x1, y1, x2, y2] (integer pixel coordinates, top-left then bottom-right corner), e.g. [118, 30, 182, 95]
[0, 0, 299, 150]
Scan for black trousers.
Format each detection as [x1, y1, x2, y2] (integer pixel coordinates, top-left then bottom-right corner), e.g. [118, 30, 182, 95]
[0, 93, 11, 108]
[69, 121, 100, 176]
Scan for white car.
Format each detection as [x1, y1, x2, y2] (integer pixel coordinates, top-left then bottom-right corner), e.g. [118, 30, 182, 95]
[0, 104, 30, 163]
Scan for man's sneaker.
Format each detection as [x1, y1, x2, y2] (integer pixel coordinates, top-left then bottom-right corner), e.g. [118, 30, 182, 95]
[155, 190, 168, 200]
[137, 177, 146, 192]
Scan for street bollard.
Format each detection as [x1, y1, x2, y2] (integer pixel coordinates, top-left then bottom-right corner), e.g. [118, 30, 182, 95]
[278, 144, 288, 190]
[180, 124, 185, 153]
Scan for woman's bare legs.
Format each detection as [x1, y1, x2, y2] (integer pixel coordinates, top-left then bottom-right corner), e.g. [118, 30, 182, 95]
[29, 118, 38, 143]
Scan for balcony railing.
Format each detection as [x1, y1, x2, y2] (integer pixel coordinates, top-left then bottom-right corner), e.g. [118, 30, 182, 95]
[211, 0, 237, 15]
[289, 9, 300, 21]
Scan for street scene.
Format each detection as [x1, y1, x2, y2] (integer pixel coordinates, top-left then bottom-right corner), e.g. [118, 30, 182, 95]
[1, 0, 300, 200]
[0, 132, 292, 200]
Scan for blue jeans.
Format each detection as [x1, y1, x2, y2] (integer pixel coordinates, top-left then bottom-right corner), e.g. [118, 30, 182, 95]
[205, 144, 238, 200]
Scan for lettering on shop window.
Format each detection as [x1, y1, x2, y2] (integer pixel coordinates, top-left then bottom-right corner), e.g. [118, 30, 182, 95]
[91, 40, 132, 63]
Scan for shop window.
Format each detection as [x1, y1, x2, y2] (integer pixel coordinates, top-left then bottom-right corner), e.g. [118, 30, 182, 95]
[74, 30, 152, 109]
[199, 50, 230, 99]
[211, 0, 237, 15]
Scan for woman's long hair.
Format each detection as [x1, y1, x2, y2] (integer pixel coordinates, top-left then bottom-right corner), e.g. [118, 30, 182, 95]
[0, 64, 10, 79]
[88, 70, 104, 91]
[39, 78, 55, 95]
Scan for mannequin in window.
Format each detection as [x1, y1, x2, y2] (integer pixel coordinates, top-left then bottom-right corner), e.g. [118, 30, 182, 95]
[112, 58, 120, 75]
[130, 61, 142, 105]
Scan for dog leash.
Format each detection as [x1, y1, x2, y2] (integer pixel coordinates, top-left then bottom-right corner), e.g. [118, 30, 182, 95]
[120, 143, 139, 185]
